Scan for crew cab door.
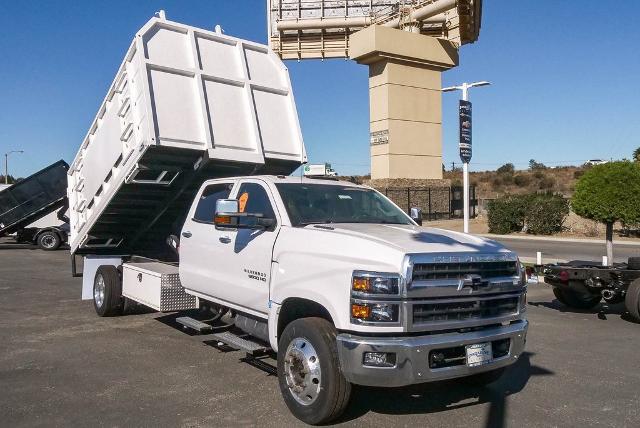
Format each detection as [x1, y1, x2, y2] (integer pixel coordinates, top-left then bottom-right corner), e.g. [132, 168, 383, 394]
[179, 181, 237, 300]
[223, 180, 280, 315]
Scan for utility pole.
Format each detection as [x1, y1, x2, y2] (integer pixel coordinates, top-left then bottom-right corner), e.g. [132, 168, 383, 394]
[4, 150, 24, 184]
[442, 81, 491, 233]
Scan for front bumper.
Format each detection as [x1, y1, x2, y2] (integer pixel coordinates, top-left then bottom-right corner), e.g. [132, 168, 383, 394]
[336, 320, 528, 387]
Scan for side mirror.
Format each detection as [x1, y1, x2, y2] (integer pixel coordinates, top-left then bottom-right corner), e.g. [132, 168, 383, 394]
[410, 207, 423, 226]
[214, 199, 240, 228]
[214, 199, 274, 230]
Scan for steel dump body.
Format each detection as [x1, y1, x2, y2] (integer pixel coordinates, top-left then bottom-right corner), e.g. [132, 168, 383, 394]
[68, 17, 306, 256]
[0, 160, 69, 236]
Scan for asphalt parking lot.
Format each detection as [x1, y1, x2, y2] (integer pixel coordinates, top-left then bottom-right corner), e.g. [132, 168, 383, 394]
[1, 240, 639, 427]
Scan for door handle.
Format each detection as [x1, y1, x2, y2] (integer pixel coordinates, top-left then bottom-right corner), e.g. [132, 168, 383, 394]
[182, 231, 192, 238]
[219, 236, 231, 244]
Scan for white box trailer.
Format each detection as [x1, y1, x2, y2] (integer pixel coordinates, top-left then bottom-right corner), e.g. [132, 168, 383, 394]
[68, 15, 306, 256]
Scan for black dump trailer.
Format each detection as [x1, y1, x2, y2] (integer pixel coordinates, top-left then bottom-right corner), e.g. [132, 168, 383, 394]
[0, 160, 69, 249]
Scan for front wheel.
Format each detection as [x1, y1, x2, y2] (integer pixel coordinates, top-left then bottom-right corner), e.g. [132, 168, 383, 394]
[277, 317, 351, 425]
[624, 279, 640, 322]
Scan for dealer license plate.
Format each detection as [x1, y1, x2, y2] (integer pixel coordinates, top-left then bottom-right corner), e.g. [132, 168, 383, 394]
[466, 342, 492, 367]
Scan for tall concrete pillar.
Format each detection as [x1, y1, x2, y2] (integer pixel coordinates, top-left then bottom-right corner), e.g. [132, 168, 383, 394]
[349, 25, 458, 181]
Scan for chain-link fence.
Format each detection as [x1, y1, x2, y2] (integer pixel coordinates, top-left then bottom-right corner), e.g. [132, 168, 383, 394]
[380, 186, 477, 220]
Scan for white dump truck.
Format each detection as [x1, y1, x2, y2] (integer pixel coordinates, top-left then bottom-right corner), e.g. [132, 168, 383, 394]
[303, 163, 338, 177]
[70, 15, 529, 425]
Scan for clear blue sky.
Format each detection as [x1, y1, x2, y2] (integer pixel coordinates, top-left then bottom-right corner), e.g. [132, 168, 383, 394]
[1, 0, 639, 178]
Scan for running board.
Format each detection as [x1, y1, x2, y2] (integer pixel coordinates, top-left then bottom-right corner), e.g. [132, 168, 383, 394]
[176, 316, 212, 333]
[210, 331, 269, 355]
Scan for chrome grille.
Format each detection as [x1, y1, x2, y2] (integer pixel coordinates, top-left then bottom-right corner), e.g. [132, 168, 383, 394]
[412, 261, 518, 282]
[412, 296, 519, 325]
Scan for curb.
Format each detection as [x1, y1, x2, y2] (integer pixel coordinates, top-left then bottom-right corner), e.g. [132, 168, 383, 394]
[480, 234, 640, 247]
[519, 256, 567, 264]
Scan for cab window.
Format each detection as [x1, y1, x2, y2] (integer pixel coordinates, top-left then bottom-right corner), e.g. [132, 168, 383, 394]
[236, 182, 276, 228]
[193, 183, 233, 223]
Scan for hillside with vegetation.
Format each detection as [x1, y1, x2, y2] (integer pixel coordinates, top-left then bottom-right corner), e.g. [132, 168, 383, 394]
[444, 160, 588, 200]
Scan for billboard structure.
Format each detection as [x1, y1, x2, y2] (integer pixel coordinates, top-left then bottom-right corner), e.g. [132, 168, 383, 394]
[267, 1, 483, 181]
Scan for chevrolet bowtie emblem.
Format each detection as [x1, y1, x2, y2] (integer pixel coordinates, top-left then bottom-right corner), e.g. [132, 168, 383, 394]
[457, 274, 485, 291]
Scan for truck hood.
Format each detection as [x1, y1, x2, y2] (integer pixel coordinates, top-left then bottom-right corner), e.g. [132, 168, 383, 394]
[303, 223, 510, 255]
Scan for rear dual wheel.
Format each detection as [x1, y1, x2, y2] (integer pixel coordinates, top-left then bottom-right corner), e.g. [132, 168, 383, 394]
[37, 231, 61, 251]
[553, 282, 601, 309]
[93, 265, 123, 317]
[624, 279, 640, 322]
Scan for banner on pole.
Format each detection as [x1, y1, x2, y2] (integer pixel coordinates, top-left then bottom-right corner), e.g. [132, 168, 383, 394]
[459, 100, 472, 163]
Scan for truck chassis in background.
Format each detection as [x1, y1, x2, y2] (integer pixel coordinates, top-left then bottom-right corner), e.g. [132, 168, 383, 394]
[541, 258, 640, 321]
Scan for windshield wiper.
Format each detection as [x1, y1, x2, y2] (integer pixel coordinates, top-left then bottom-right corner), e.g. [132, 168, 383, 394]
[298, 220, 333, 226]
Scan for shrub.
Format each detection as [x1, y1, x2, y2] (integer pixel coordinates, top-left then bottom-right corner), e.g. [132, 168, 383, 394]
[573, 170, 585, 179]
[538, 176, 555, 190]
[513, 174, 531, 187]
[497, 163, 515, 175]
[526, 194, 570, 235]
[491, 176, 503, 187]
[487, 195, 530, 234]
[487, 193, 569, 235]
[501, 174, 514, 185]
[533, 170, 545, 179]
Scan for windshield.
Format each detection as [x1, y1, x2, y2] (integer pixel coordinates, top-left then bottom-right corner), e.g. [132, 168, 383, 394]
[275, 183, 412, 227]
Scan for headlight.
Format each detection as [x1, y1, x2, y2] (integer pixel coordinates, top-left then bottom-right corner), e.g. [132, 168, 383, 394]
[351, 271, 402, 325]
[351, 302, 399, 323]
[517, 259, 527, 286]
[352, 271, 400, 295]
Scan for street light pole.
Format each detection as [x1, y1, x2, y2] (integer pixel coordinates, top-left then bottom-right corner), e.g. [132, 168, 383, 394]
[4, 150, 24, 184]
[442, 81, 490, 234]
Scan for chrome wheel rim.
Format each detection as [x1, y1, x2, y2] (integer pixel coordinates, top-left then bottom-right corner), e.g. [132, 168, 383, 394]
[41, 235, 56, 249]
[284, 337, 322, 406]
[94, 274, 105, 308]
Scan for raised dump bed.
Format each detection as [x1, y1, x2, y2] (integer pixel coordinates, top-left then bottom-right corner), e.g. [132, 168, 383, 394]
[68, 15, 306, 256]
[0, 160, 69, 236]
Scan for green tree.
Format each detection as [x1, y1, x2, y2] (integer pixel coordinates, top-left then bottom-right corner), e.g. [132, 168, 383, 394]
[0, 174, 17, 184]
[529, 159, 547, 170]
[496, 163, 515, 175]
[633, 147, 640, 162]
[572, 161, 640, 263]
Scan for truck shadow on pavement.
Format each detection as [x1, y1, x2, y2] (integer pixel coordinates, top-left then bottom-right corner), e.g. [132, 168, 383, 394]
[0, 238, 70, 251]
[339, 352, 553, 427]
[527, 299, 639, 324]
[0, 240, 38, 250]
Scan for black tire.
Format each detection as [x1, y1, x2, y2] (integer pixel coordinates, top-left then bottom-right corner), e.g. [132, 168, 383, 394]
[462, 367, 506, 386]
[277, 317, 351, 425]
[93, 265, 124, 317]
[37, 231, 61, 251]
[624, 279, 640, 322]
[552, 287, 570, 306]
[627, 257, 640, 271]
[554, 282, 601, 309]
